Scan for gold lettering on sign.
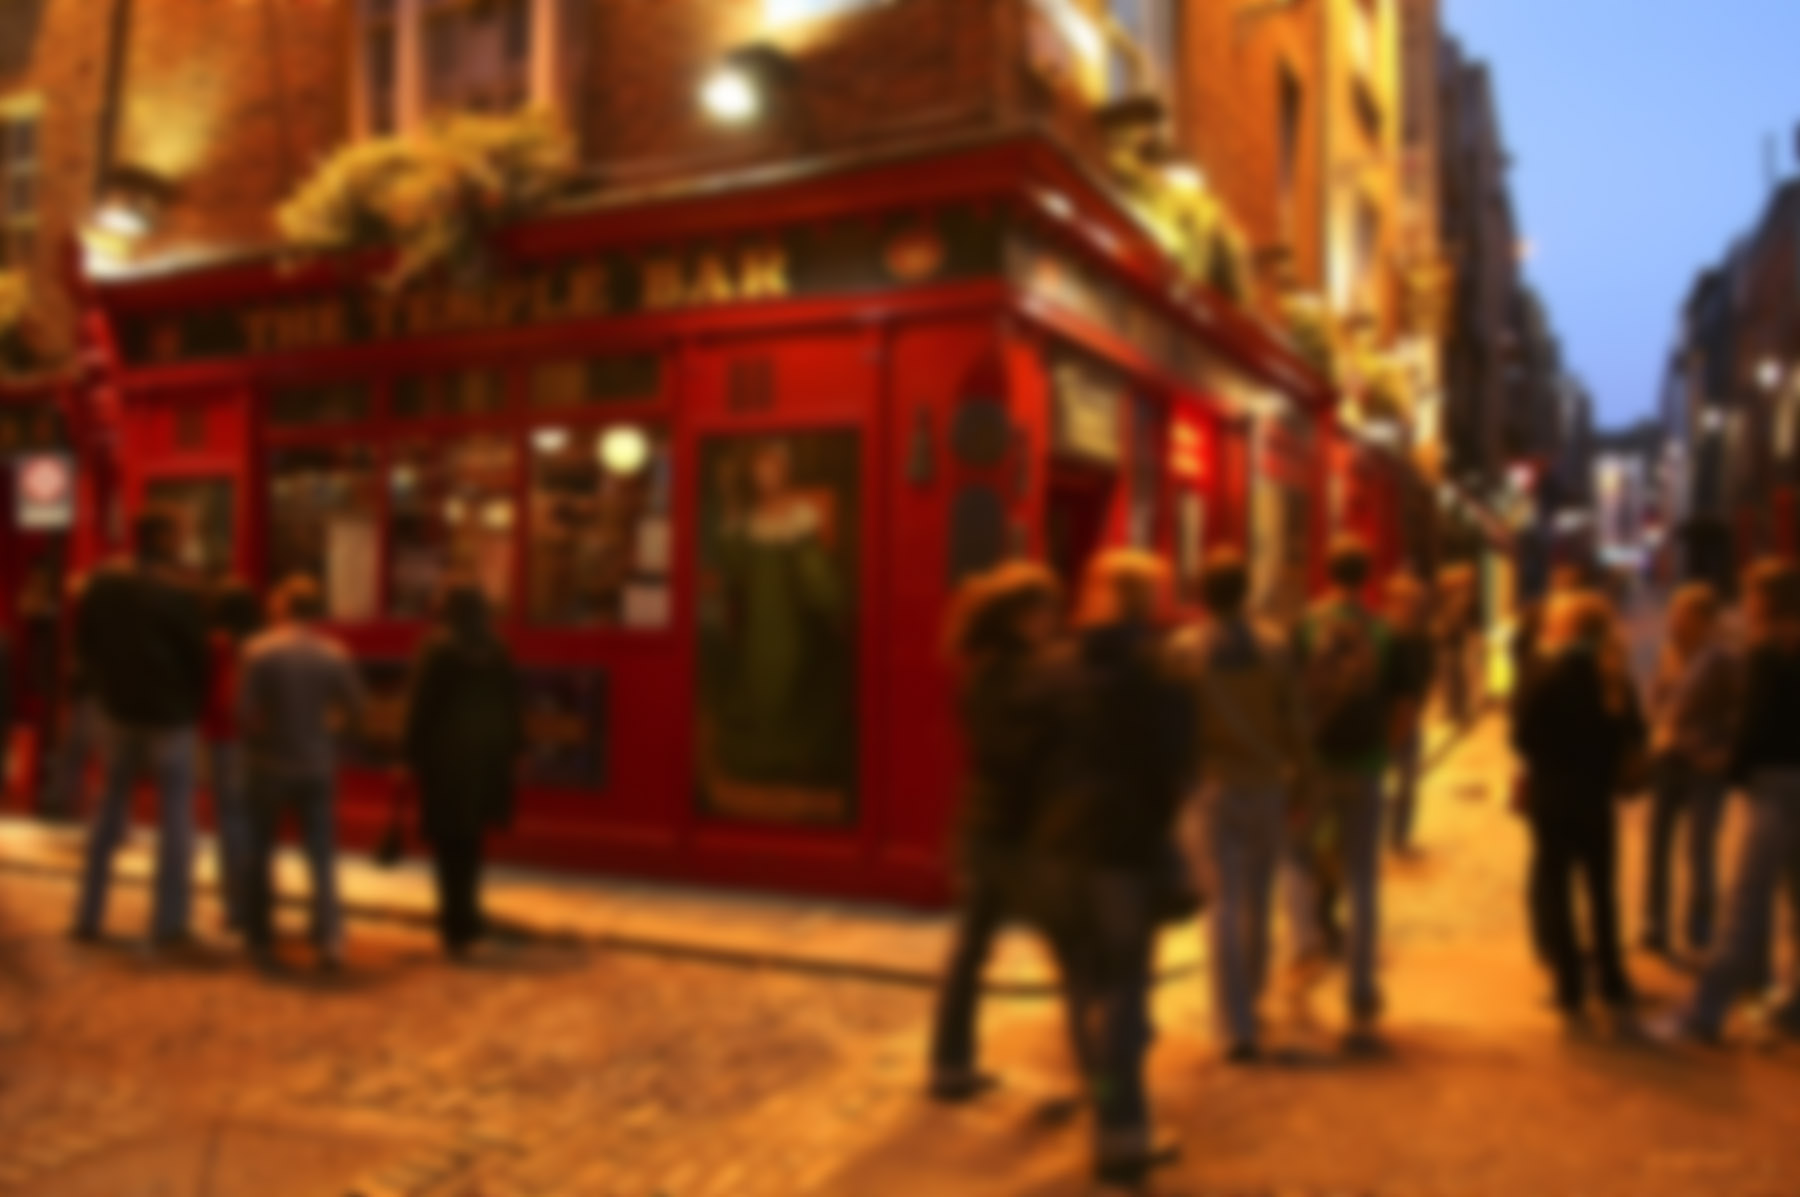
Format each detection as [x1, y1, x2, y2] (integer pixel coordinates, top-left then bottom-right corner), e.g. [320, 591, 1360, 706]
[688, 254, 737, 306]
[739, 244, 790, 300]
[488, 279, 531, 327]
[643, 259, 687, 311]
[367, 294, 403, 341]
[564, 265, 610, 318]
[241, 309, 282, 355]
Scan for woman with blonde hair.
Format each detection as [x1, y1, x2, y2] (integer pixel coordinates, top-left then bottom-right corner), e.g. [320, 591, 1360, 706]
[1641, 582, 1738, 956]
[1034, 548, 1192, 1185]
[1662, 560, 1800, 1043]
[1511, 589, 1646, 1028]
[928, 560, 1071, 1101]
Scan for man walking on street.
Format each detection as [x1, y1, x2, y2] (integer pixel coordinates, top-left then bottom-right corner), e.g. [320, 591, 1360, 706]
[1174, 549, 1309, 1063]
[71, 513, 210, 947]
[239, 576, 365, 972]
[1290, 537, 1407, 1051]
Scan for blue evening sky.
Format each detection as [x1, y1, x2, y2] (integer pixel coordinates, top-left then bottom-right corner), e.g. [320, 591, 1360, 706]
[1442, 0, 1800, 430]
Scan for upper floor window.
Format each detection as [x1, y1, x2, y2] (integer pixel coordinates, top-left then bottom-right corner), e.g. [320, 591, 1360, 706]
[1350, 0, 1380, 80]
[0, 107, 39, 269]
[360, 0, 552, 137]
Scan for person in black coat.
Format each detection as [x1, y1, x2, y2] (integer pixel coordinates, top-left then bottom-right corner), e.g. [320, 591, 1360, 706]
[1032, 549, 1194, 1188]
[404, 585, 526, 959]
[1511, 590, 1645, 1026]
[927, 561, 1072, 1101]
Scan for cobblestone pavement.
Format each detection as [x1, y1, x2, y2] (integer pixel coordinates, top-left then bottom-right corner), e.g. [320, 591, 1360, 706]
[4, 715, 1800, 1196]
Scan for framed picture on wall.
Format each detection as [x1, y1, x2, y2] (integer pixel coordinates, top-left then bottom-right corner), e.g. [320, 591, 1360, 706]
[694, 430, 861, 828]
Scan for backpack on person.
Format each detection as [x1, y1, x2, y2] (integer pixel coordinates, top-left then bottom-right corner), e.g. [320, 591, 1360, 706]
[1298, 602, 1391, 762]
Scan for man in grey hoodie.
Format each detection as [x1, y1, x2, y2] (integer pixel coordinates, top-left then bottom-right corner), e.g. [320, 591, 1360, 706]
[1173, 549, 1310, 1062]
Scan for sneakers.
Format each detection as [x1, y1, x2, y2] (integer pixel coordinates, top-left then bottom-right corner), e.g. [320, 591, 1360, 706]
[1342, 1015, 1387, 1056]
[926, 1068, 999, 1103]
[1094, 1128, 1180, 1187]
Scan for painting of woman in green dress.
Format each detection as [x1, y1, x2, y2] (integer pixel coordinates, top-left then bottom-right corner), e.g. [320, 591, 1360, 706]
[696, 433, 858, 825]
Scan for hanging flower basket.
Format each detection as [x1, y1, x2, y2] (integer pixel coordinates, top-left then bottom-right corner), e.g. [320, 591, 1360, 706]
[276, 109, 577, 292]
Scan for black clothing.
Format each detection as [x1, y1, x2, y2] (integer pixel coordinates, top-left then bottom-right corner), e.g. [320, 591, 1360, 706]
[1512, 648, 1643, 1011]
[929, 871, 1007, 1075]
[0, 632, 11, 784]
[430, 833, 486, 951]
[77, 564, 208, 728]
[1511, 649, 1646, 816]
[405, 630, 524, 957]
[1729, 641, 1800, 783]
[1528, 804, 1633, 1010]
[404, 632, 527, 841]
[955, 647, 1078, 855]
[1039, 624, 1194, 874]
[1391, 631, 1438, 705]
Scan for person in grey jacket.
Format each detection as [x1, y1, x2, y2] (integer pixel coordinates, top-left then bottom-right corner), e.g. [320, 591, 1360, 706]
[1172, 548, 1310, 1062]
[1641, 582, 1740, 957]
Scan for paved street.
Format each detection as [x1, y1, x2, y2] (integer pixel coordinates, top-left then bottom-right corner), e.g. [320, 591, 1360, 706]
[3, 715, 1799, 1196]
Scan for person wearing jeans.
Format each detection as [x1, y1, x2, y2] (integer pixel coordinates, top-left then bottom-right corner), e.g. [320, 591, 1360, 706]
[204, 581, 263, 935]
[237, 575, 365, 972]
[70, 514, 210, 947]
[1641, 583, 1739, 956]
[1289, 538, 1408, 1050]
[1172, 548, 1308, 1062]
[1662, 561, 1800, 1044]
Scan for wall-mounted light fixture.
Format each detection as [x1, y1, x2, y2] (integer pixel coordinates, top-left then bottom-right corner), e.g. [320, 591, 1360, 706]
[1758, 357, 1784, 393]
[90, 164, 174, 242]
[700, 43, 797, 127]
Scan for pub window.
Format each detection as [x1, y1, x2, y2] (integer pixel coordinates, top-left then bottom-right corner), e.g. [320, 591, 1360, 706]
[268, 382, 375, 428]
[387, 434, 518, 618]
[527, 423, 673, 629]
[360, 0, 549, 135]
[529, 353, 663, 410]
[392, 369, 507, 419]
[0, 107, 39, 268]
[269, 445, 382, 621]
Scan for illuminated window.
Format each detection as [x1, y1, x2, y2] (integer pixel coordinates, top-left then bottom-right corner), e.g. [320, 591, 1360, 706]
[269, 445, 382, 621]
[388, 435, 519, 618]
[0, 108, 38, 268]
[527, 424, 673, 629]
[360, 0, 553, 136]
[1350, 0, 1379, 79]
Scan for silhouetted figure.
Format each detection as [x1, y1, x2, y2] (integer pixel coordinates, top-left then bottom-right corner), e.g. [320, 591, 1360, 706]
[1034, 551, 1192, 1187]
[204, 580, 264, 934]
[404, 585, 526, 960]
[1289, 537, 1407, 1051]
[1511, 591, 1644, 1027]
[239, 576, 365, 972]
[1641, 583, 1737, 957]
[1663, 561, 1800, 1043]
[1172, 548, 1308, 1063]
[72, 514, 210, 947]
[927, 561, 1070, 1100]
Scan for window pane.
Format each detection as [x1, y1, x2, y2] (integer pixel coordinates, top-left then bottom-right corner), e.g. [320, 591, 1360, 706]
[268, 382, 374, 427]
[387, 436, 518, 618]
[269, 445, 381, 621]
[392, 370, 506, 419]
[366, 26, 397, 134]
[7, 174, 32, 219]
[8, 118, 36, 165]
[528, 424, 673, 629]
[530, 354, 663, 410]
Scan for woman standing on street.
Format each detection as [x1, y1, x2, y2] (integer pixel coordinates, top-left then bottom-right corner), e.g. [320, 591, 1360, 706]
[1511, 590, 1646, 1029]
[926, 561, 1072, 1101]
[1640, 583, 1738, 957]
[1660, 560, 1800, 1044]
[403, 585, 527, 960]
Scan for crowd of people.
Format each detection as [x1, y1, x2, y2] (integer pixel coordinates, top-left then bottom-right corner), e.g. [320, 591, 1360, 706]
[57, 511, 527, 969]
[924, 540, 1800, 1187]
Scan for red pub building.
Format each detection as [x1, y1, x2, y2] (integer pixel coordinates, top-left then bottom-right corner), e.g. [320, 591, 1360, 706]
[5, 0, 1420, 904]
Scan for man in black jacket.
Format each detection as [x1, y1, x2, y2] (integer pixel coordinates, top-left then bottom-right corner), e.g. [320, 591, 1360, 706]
[71, 513, 209, 947]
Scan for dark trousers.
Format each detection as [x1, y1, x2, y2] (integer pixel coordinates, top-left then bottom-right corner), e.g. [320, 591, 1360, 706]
[928, 873, 1006, 1075]
[430, 833, 486, 952]
[244, 772, 341, 953]
[1529, 803, 1633, 1010]
[1052, 870, 1154, 1140]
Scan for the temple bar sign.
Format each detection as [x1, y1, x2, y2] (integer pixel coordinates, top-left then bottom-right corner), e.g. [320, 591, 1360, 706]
[117, 210, 1006, 366]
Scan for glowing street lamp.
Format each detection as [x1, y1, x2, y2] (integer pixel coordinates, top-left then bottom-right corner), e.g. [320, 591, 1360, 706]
[701, 66, 761, 124]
